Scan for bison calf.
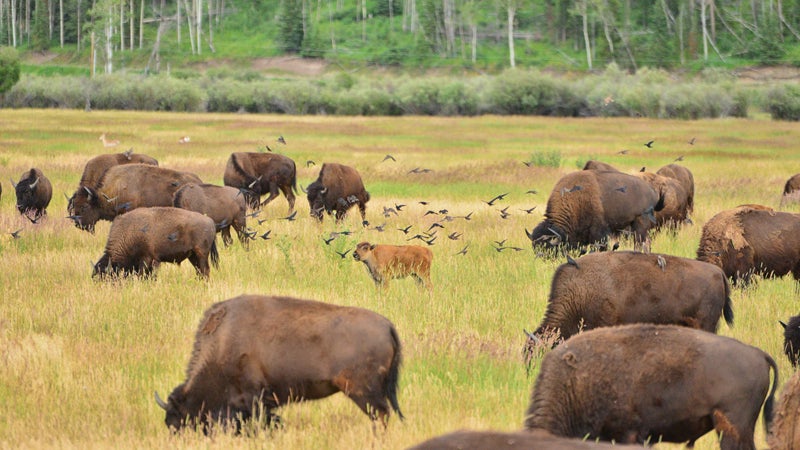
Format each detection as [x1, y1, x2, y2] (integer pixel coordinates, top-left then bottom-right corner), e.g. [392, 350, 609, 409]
[353, 241, 433, 291]
[13, 168, 52, 219]
[155, 294, 403, 432]
[525, 324, 778, 449]
[93, 207, 219, 279]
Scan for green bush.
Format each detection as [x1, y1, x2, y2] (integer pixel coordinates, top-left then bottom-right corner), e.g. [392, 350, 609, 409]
[484, 69, 584, 116]
[766, 84, 800, 121]
[528, 150, 561, 168]
[0, 47, 21, 95]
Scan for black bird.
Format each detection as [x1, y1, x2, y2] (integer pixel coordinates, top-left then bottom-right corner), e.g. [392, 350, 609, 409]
[10, 228, 22, 239]
[246, 210, 261, 218]
[616, 149, 629, 155]
[560, 185, 582, 196]
[615, 185, 627, 193]
[336, 249, 351, 259]
[644, 140, 654, 148]
[398, 225, 412, 234]
[494, 239, 507, 247]
[447, 232, 462, 240]
[442, 215, 455, 222]
[371, 223, 387, 232]
[438, 209, 449, 215]
[264, 145, 273, 152]
[455, 244, 469, 256]
[484, 192, 509, 206]
[260, 230, 272, 240]
[418, 201, 429, 206]
[423, 236, 437, 246]
[306, 160, 316, 167]
[674, 155, 684, 162]
[323, 236, 336, 245]
[331, 230, 352, 237]
[282, 211, 298, 221]
[427, 222, 444, 233]
[167, 231, 178, 242]
[499, 206, 511, 219]
[657, 255, 667, 271]
[461, 212, 473, 221]
[688, 137, 696, 145]
[498, 246, 524, 252]
[565, 253, 579, 268]
[424, 210, 439, 216]
[408, 167, 430, 174]
[383, 206, 398, 217]
[521, 206, 537, 214]
[395, 203, 406, 211]
[278, 135, 286, 145]
[382, 154, 397, 162]
[612, 241, 620, 251]
[244, 230, 258, 240]
[525, 189, 538, 195]
[23, 214, 41, 224]
[140, 224, 149, 233]
[522, 161, 533, 167]
[258, 218, 270, 225]
[639, 167, 646, 172]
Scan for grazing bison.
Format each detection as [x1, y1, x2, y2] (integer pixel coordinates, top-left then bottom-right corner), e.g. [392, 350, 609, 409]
[581, 160, 620, 172]
[173, 183, 248, 247]
[410, 429, 641, 449]
[353, 241, 433, 291]
[155, 294, 403, 432]
[525, 251, 732, 350]
[768, 370, 800, 449]
[307, 163, 370, 225]
[68, 164, 202, 233]
[781, 315, 800, 368]
[525, 324, 778, 449]
[13, 168, 53, 219]
[655, 163, 694, 213]
[634, 170, 691, 229]
[78, 149, 158, 189]
[781, 173, 800, 207]
[697, 204, 800, 286]
[92, 207, 218, 279]
[223, 152, 297, 213]
[525, 169, 664, 252]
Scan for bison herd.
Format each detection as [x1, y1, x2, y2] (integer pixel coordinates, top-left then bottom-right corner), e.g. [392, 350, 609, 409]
[9, 144, 800, 449]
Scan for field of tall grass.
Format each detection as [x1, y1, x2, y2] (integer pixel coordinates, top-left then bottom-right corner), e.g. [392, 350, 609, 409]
[0, 109, 798, 449]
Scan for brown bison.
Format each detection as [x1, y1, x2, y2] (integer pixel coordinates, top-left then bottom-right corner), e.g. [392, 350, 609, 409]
[655, 163, 694, 213]
[13, 168, 53, 219]
[781, 173, 800, 207]
[307, 163, 370, 225]
[410, 429, 642, 449]
[697, 204, 800, 286]
[768, 369, 800, 449]
[525, 324, 778, 449]
[173, 183, 248, 248]
[78, 149, 158, 189]
[634, 171, 691, 229]
[525, 251, 733, 350]
[525, 169, 664, 252]
[68, 164, 202, 233]
[782, 315, 800, 368]
[155, 294, 403, 432]
[222, 152, 297, 213]
[92, 207, 219, 279]
[353, 242, 433, 291]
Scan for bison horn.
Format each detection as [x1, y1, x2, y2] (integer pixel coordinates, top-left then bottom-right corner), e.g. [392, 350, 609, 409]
[83, 186, 93, 200]
[9, 177, 17, 188]
[29, 177, 40, 189]
[523, 329, 541, 345]
[525, 228, 535, 241]
[154, 391, 169, 410]
[781, 321, 788, 330]
[320, 187, 328, 195]
[546, 227, 562, 239]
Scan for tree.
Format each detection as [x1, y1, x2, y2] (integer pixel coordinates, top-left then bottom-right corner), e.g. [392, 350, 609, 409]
[279, 0, 305, 53]
[31, 0, 50, 51]
[0, 46, 21, 95]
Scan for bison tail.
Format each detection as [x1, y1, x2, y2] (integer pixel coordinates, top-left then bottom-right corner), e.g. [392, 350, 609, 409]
[210, 238, 220, 269]
[763, 354, 779, 434]
[723, 278, 734, 327]
[386, 326, 404, 421]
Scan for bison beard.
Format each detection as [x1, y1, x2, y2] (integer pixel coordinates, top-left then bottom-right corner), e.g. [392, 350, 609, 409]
[155, 295, 403, 433]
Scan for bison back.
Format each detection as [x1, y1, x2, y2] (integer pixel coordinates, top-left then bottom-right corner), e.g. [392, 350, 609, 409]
[410, 429, 638, 449]
[173, 183, 245, 225]
[99, 164, 202, 210]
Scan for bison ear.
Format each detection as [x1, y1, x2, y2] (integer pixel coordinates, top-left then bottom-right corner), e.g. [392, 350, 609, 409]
[370, 244, 376, 250]
[780, 321, 788, 330]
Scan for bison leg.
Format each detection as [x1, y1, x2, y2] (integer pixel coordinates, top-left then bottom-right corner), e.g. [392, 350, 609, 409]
[358, 202, 367, 225]
[189, 251, 211, 279]
[713, 409, 756, 450]
[234, 224, 250, 249]
[279, 184, 295, 214]
[412, 273, 433, 293]
[258, 182, 281, 209]
[220, 227, 234, 247]
[332, 375, 392, 427]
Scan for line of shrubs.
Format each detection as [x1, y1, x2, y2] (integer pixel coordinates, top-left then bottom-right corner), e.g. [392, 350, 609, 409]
[3, 64, 798, 120]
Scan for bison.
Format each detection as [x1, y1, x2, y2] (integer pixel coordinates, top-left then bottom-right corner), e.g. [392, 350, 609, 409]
[410, 429, 642, 449]
[68, 164, 202, 233]
[525, 251, 732, 352]
[353, 241, 433, 291]
[655, 163, 694, 213]
[13, 168, 53, 219]
[697, 204, 800, 286]
[173, 183, 248, 248]
[634, 170, 691, 229]
[78, 149, 158, 189]
[222, 152, 297, 213]
[781, 173, 800, 207]
[155, 294, 403, 432]
[525, 324, 778, 449]
[307, 163, 370, 225]
[525, 169, 664, 252]
[92, 207, 219, 279]
[781, 315, 800, 368]
[768, 369, 800, 449]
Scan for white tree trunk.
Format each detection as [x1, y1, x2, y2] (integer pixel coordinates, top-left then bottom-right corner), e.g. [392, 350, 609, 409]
[471, 23, 476, 63]
[581, 0, 592, 69]
[700, 0, 708, 61]
[59, 0, 63, 46]
[507, 5, 515, 67]
[105, 9, 113, 73]
[195, 0, 201, 54]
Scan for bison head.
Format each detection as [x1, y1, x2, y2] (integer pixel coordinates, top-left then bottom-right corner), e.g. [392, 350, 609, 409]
[525, 220, 565, 254]
[782, 316, 800, 368]
[155, 387, 257, 434]
[14, 170, 42, 215]
[67, 186, 103, 233]
[155, 389, 194, 432]
[306, 180, 326, 221]
[92, 254, 114, 279]
[353, 241, 375, 262]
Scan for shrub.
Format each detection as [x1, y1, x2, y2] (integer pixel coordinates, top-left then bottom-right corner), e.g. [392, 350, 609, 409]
[766, 84, 800, 121]
[0, 47, 21, 95]
[528, 150, 561, 168]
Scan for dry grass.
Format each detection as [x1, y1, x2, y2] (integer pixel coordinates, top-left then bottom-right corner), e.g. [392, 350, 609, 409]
[1, 109, 798, 449]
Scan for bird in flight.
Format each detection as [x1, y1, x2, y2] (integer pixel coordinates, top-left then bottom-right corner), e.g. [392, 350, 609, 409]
[644, 140, 655, 149]
[447, 232, 462, 240]
[306, 160, 316, 167]
[520, 206, 537, 214]
[397, 225, 413, 234]
[484, 192, 509, 206]
[616, 149, 629, 155]
[674, 155, 684, 162]
[282, 211, 298, 221]
[455, 244, 469, 256]
[259, 230, 272, 240]
[10, 228, 22, 239]
[382, 154, 396, 162]
[688, 137, 696, 145]
[277, 135, 286, 145]
[336, 249, 351, 259]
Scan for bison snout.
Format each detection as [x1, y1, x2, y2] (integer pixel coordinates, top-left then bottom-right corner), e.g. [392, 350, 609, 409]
[353, 252, 361, 261]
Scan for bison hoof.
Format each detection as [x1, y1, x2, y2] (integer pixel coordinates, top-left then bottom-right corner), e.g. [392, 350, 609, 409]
[362, 220, 369, 227]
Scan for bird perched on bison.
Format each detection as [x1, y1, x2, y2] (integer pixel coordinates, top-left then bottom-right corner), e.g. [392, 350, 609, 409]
[525, 324, 778, 449]
[353, 241, 433, 292]
[697, 204, 800, 287]
[307, 163, 370, 225]
[13, 168, 52, 219]
[92, 207, 219, 280]
[525, 169, 664, 253]
[155, 294, 403, 432]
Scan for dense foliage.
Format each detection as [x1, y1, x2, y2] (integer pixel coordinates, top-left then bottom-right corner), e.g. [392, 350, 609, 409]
[0, 46, 21, 94]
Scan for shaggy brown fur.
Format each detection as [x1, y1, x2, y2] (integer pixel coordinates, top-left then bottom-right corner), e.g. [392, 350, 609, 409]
[656, 163, 695, 213]
[78, 151, 158, 189]
[173, 183, 248, 247]
[634, 171, 691, 229]
[526, 169, 663, 252]
[353, 241, 433, 291]
[92, 207, 218, 279]
[769, 370, 800, 449]
[697, 204, 800, 286]
[525, 324, 778, 449]
[307, 163, 370, 224]
[222, 152, 297, 213]
[528, 251, 733, 346]
[156, 294, 403, 432]
[14, 168, 52, 219]
[410, 429, 642, 449]
[68, 164, 202, 233]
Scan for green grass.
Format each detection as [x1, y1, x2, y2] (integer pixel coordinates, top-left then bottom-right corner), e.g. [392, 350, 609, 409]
[0, 110, 798, 449]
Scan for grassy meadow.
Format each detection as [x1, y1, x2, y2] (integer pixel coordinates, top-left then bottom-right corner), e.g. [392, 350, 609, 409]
[0, 109, 798, 449]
